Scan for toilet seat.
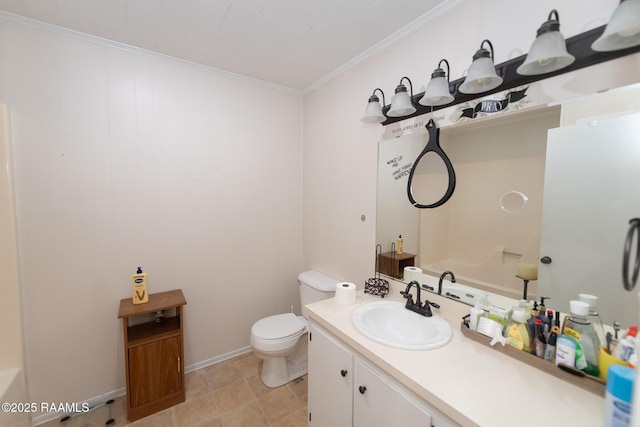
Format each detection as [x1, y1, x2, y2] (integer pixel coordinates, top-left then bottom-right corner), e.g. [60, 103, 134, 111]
[250, 314, 307, 352]
[252, 313, 307, 340]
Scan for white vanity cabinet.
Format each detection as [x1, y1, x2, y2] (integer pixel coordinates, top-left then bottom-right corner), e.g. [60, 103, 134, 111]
[308, 321, 458, 427]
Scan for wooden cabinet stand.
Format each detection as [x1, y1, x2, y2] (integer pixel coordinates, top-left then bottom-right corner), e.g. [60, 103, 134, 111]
[118, 289, 187, 422]
[377, 252, 416, 279]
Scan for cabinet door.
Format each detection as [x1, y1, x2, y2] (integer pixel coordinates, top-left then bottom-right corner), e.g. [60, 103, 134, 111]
[128, 335, 182, 408]
[308, 323, 353, 427]
[354, 358, 432, 427]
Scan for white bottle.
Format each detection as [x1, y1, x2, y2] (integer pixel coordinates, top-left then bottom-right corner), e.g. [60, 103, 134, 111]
[469, 302, 484, 331]
[604, 365, 635, 427]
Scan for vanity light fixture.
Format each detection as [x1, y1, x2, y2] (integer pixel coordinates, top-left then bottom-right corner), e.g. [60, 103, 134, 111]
[517, 10, 575, 76]
[419, 59, 455, 106]
[458, 39, 503, 94]
[361, 88, 387, 123]
[592, 0, 640, 52]
[387, 77, 417, 117]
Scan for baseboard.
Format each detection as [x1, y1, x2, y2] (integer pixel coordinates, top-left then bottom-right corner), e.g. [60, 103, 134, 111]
[185, 346, 253, 373]
[32, 346, 254, 426]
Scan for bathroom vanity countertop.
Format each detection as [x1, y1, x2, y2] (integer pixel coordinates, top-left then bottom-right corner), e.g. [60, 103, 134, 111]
[304, 283, 604, 427]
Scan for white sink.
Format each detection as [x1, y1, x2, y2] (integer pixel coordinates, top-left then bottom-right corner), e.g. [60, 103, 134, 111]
[352, 301, 452, 351]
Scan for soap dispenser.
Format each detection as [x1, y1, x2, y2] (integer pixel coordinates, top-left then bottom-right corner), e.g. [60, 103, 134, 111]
[132, 266, 149, 305]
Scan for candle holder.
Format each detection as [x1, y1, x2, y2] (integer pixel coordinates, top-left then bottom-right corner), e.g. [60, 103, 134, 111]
[516, 262, 538, 300]
[516, 276, 535, 300]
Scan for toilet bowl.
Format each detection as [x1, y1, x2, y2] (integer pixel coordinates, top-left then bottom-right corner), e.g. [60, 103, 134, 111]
[250, 270, 338, 387]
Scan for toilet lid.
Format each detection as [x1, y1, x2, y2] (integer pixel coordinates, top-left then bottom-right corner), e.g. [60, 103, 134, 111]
[252, 313, 306, 340]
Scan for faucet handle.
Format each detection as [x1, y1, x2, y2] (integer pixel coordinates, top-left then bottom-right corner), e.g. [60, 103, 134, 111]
[425, 300, 440, 309]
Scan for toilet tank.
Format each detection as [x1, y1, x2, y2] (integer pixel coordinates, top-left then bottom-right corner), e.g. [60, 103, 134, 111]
[298, 270, 338, 307]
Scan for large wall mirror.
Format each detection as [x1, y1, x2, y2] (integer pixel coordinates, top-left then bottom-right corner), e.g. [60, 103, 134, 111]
[376, 83, 640, 327]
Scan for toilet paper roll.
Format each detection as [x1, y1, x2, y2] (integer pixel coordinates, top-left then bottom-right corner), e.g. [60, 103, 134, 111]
[335, 282, 356, 305]
[404, 266, 423, 283]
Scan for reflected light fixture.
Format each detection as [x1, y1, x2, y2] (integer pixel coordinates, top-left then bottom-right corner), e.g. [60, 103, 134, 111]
[592, 0, 640, 52]
[361, 88, 386, 123]
[458, 39, 503, 94]
[387, 77, 416, 117]
[419, 59, 454, 106]
[517, 9, 575, 75]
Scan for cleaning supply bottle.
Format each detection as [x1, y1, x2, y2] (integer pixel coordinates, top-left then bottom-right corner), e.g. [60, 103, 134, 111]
[613, 327, 637, 362]
[579, 293, 606, 347]
[533, 318, 547, 358]
[506, 308, 531, 353]
[396, 235, 403, 255]
[562, 300, 601, 376]
[544, 324, 560, 362]
[132, 266, 149, 304]
[537, 296, 551, 326]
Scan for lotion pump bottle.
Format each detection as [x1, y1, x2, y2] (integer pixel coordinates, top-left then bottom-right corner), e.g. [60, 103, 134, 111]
[396, 235, 403, 255]
[132, 266, 149, 305]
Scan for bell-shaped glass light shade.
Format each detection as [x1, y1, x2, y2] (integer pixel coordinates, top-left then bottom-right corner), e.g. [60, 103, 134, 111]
[419, 62, 454, 106]
[459, 41, 503, 94]
[361, 94, 386, 123]
[592, 0, 640, 52]
[387, 79, 416, 117]
[419, 76, 454, 106]
[459, 56, 503, 94]
[517, 11, 575, 75]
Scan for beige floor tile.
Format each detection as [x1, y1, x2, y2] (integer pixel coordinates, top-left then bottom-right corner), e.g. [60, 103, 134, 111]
[219, 401, 269, 427]
[270, 408, 308, 427]
[235, 352, 262, 379]
[287, 376, 308, 405]
[256, 386, 303, 424]
[127, 407, 175, 427]
[174, 392, 220, 427]
[185, 369, 211, 401]
[245, 373, 272, 399]
[204, 360, 243, 390]
[212, 379, 255, 414]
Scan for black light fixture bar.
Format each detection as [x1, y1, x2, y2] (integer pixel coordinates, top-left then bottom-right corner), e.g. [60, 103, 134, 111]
[380, 25, 640, 125]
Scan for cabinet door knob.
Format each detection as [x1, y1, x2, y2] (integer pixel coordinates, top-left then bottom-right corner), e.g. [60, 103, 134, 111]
[340, 369, 348, 377]
[359, 385, 366, 394]
[540, 256, 552, 264]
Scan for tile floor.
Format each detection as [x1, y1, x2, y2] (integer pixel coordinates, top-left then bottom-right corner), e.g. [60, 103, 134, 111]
[41, 352, 308, 427]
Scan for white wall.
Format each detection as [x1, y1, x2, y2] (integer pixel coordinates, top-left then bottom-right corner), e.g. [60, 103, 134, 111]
[302, 0, 640, 288]
[0, 15, 303, 412]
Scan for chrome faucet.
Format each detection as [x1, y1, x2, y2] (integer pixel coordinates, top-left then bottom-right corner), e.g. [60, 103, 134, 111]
[438, 271, 456, 295]
[401, 280, 438, 317]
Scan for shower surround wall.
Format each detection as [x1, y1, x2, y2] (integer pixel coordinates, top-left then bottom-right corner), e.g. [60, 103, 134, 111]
[0, 104, 29, 427]
[0, 14, 303, 422]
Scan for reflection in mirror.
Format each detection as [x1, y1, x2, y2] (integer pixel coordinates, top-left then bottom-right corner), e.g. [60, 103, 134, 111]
[407, 120, 456, 209]
[378, 107, 560, 299]
[408, 151, 451, 207]
[539, 111, 640, 327]
[376, 83, 640, 329]
[500, 190, 528, 214]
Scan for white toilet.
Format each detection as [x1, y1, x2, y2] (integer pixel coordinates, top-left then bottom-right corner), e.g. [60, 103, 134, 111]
[250, 270, 338, 388]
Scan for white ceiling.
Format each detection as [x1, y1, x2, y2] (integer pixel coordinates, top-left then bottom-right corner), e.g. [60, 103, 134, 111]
[0, 0, 453, 91]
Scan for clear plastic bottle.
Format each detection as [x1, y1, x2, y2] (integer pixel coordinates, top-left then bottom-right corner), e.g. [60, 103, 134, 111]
[579, 293, 606, 348]
[562, 300, 601, 376]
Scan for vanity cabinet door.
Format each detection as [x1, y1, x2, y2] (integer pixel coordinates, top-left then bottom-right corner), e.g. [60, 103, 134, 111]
[353, 358, 432, 427]
[308, 323, 353, 427]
